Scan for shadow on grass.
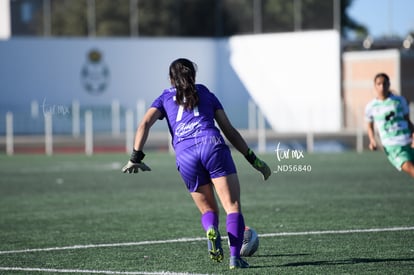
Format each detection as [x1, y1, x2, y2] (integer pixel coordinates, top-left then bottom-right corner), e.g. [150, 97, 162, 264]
[279, 257, 414, 267]
[243, 254, 312, 269]
[255, 253, 311, 258]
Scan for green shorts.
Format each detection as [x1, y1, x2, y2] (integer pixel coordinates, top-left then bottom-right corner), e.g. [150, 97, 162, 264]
[383, 144, 414, 171]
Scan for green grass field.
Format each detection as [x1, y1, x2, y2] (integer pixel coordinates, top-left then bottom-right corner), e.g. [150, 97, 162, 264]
[0, 151, 413, 274]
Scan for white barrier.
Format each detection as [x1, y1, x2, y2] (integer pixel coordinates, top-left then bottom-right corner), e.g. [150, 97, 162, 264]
[125, 109, 134, 153]
[31, 100, 39, 119]
[111, 100, 120, 137]
[6, 112, 13, 155]
[44, 112, 53, 156]
[306, 132, 314, 153]
[85, 111, 93, 156]
[72, 100, 80, 138]
[2, 99, 370, 155]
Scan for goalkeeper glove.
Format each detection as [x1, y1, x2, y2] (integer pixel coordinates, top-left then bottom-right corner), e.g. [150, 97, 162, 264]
[122, 149, 151, 173]
[244, 148, 271, 181]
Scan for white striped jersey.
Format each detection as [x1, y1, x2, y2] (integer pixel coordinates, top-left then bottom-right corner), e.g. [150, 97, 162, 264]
[365, 93, 412, 146]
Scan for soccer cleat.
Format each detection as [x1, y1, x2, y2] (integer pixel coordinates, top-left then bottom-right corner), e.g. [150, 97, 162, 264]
[206, 227, 223, 263]
[229, 256, 250, 269]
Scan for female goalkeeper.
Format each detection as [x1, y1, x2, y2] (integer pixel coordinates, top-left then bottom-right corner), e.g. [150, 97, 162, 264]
[365, 72, 414, 178]
[122, 58, 271, 269]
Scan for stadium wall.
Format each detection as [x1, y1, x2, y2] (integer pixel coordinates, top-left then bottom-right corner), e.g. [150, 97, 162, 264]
[229, 31, 341, 132]
[0, 31, 341, 134]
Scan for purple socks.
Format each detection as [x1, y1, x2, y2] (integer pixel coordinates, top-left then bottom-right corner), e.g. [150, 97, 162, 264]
[201, 211, 218, 231]
[226, 212, 245, 258]
[201, 211, 245, 258]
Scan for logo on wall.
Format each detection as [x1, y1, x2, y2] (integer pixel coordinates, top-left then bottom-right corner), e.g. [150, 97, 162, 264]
[81, 49, 110, 95]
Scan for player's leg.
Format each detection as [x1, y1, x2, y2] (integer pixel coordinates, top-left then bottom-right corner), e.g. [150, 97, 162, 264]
[176, 146, 224, 262]
[401, 161, 414, 178]
[211, 173, 240, 213]
[392, 145, 414, 179]
[201, 141, 240, 214]
[190, 185, 223, 262]
[197, 140, 248, 268]
[191, 183, 219, 214]
[200, 140, 248, 268]
[385, 145, 414, 179]
[212, 174, 248, 269]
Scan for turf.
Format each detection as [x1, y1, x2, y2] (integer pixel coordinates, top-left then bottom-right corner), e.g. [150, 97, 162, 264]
[0, 151, 413, 274]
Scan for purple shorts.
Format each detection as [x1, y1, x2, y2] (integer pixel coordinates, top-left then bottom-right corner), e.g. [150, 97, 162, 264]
[175, 136, 237, 192]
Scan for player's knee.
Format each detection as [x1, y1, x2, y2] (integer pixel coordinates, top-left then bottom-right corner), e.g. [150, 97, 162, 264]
[401, 161, 414, 178]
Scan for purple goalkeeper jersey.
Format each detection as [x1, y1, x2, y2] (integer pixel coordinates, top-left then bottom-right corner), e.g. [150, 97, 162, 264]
[151, 84, 224, 150]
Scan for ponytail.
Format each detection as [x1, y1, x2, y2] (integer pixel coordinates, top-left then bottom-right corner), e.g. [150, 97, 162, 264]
[169, 58, 199, 110]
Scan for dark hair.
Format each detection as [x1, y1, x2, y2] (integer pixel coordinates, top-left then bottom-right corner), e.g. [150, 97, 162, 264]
[169, 58, 199, 110]
[374, 72, 390, 84]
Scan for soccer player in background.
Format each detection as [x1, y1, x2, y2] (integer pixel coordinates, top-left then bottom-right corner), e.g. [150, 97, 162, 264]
[122, 58, 271, 269]
[365, 72, 414, 178]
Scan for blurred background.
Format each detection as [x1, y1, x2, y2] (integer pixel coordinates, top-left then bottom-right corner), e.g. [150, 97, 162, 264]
[0, 0, 413, 154]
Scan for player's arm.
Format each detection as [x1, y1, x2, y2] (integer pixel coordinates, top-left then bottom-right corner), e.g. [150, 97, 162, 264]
[214, 109, 271, 180]
[133, 107, 162, 151]
[404, 114, 414, 134]
[122, 107, 162, 173]
[402, 96, 414, 147]
[214, 109, 248, 155]
[404, 114, 414, 147]
[367, 121, 377, 151]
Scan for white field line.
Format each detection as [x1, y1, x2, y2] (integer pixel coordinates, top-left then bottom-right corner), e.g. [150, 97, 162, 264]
[259, 226, 414, 237]
[0, 237, 206, 255]
[1, 226, 414, 256]
[0, 267, 208, 275]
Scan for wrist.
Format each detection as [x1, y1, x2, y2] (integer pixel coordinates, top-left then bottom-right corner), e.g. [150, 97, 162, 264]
[244, 148, 257, 165]
[130, 149, 145, 163]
